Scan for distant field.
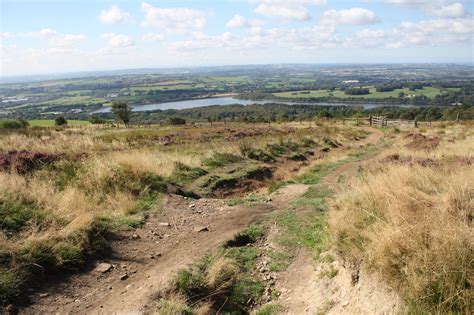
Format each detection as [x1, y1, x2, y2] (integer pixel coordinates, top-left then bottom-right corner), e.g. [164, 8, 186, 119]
[39, 95, 107, 106]
[28, 119, 90, 126]
[274, 86, 456, 100]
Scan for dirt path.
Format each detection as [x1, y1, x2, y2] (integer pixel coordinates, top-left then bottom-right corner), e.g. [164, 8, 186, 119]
[20, 183, 310, 314]
[322, 127, 384, 193]
[19, 127, 385, 314]
[275, 127, 402, 314]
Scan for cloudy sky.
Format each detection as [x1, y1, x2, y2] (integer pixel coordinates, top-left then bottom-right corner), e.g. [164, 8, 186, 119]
[1, 0, 473, 76]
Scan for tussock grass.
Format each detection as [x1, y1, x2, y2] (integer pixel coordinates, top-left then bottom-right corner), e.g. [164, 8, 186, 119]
[330, 127, 473, 313]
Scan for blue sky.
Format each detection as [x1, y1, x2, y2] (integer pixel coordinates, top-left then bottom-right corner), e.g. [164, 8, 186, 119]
[1, 0, 473, 76]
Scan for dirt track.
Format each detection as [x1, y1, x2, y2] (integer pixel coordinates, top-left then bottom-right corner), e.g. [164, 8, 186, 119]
[273, 127, 401, 314]
[19, 127, 386, 314]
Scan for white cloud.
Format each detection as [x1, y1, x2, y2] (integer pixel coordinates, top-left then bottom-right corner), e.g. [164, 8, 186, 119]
[1, 32, 13, 40]
[226, 14, 248, 28]
[99, 5, 131, 25]
[344, 29, 386, 48]
[142, 33, 164, 41]
[399, 18, 473, 34]
[255, 3, 311, 21]
[254, 0, 326, 21]
[169, 32, 234, 51]
[141, 2, 207, 34]
[387, 17, 473, 48]
[385, 0, 468, 18]
[428, 2, 466, 18]
[101, 33, 134, 48]
[28, 28, 86, 46]
[320, 8, 380, 26]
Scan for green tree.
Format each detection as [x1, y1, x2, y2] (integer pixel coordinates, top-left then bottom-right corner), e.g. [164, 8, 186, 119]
[55, 116, 67, 126]
[111, 101, 132, 127]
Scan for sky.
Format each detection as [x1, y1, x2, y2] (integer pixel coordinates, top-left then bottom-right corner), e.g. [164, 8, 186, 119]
[1, 0, 473, 76]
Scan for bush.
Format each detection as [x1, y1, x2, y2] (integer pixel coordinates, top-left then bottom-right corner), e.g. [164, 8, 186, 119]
[55, 116, 67, 126]
[89, 116, 106, 124]
[0, 119, 29, 129]
[168, 117, 186, 125]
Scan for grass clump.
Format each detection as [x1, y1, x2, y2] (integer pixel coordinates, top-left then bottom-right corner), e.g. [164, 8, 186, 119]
[0, 268, 24, 304]
[247, 149, 275, 163]
[202, 153, 242, 168]
[0, 199, 41, 234]
[255, 303, 285, 315]
[331, 164, 473, 313]
[156, 296, 193, 315]
[173, 268, 207, 296]
[171, 162, 207, 184]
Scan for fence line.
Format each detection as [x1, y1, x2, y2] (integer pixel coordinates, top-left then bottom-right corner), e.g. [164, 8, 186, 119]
[370, 115, 418, 128]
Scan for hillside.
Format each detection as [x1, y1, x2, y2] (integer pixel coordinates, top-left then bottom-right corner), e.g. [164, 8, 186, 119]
[0, 119, 471, 314]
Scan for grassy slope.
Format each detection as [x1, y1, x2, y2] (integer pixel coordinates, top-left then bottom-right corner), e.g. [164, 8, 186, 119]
[330, 124, 473, 313]
[0, 122, 364, 305]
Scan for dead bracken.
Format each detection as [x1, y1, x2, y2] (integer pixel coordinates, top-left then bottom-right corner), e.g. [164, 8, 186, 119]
[405, 133, 441, 151]
[381, 154, 439, 167]
[0, 150, 59, 174]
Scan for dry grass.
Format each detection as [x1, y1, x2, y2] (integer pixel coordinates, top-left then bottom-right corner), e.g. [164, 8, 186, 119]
[330, 126, 473, 313]
[206, 257, 239, 290]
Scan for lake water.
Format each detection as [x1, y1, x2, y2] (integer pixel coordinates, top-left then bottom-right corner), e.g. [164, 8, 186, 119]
[92, 97, 413, 113]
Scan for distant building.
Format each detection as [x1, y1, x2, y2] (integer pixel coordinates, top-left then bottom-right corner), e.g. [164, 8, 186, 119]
[343, 80, 359, 84]
[450, 102, 463, 106]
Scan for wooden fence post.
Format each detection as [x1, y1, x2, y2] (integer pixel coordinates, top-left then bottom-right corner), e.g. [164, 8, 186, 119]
[369, 115, 373, 126]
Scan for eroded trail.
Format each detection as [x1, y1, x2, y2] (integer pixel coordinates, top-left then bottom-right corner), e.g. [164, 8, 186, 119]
[322, 127, 384, 193]
[274, 127, 402, 314]
[20, 127, 385, 314]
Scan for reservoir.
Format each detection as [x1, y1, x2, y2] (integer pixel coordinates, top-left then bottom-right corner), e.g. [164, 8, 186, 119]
[92, 97, 413, 113]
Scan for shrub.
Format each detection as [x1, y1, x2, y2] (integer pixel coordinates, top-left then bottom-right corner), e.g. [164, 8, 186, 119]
[55, 116, 67, 126]
[0, 119, 29, 129]
[168, 117, 186, 125]
[89, 116, 106, 124]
